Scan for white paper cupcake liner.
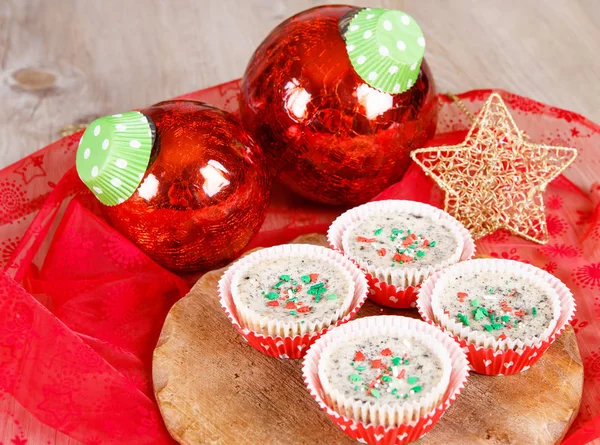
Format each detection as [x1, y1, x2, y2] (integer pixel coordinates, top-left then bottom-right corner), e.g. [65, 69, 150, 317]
[417, 259, 576, 375]
[317, 317, 452, 426]
[327, 200, 475, 291]
[228, 244, 356, 337]
[218, 244, 369, 359]
[303, 316, 470, 444]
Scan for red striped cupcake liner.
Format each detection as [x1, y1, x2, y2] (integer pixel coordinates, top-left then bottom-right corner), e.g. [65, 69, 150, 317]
[365, 273, 420, 309]
[416, 261, 576, 375]
[327, 200, 475, 309]
[218, 245, 369, 359]
[302, 316, 470, 445]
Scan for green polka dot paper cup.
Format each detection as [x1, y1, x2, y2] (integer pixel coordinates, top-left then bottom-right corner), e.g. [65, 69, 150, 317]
[302, 316, 470, 445]
[327, 200, 476, 309]
[76, 111, 154, 206]
[417, 259, 576, 375]
[343, 8, 425, 94]
[218, 244, 369, 359]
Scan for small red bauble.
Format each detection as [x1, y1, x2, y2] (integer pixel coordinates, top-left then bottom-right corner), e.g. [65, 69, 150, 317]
[102, 100, 271, 272]
[240, 5, 438, 205]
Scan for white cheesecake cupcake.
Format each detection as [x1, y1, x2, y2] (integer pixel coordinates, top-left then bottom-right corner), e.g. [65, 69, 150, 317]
[303, 316, 469, 444]
[328, 200, 475, 308]
[219, 244, 368, 359]
[417, 259, 576, 375]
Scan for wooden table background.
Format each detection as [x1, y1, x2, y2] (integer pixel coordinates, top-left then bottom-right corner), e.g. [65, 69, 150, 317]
[1, 0, 599, 444]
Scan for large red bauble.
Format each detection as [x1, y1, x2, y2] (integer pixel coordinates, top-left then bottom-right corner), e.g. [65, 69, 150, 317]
[104, 100, 271, 272]
[239, 5, 438, 206]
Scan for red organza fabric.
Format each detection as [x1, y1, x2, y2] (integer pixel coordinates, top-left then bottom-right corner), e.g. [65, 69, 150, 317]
[1, 81, 599, 445]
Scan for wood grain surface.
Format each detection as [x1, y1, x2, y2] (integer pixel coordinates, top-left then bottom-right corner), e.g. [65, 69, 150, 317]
[1, 1, 598, 444]
[153, 233, 583, 445]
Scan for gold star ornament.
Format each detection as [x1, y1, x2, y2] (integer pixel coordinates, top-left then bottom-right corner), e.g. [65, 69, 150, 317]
[410, 93, 578, 244]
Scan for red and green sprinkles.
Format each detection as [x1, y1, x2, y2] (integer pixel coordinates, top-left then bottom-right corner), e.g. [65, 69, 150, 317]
[347, 347, 422, 400]
[262, 272, 338, 317]
[356, 227, 438, 267]
[451, 288, 539, 335]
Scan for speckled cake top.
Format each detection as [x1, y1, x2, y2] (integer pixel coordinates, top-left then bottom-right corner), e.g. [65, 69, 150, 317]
[234, 256, 352, 323]
[343, 213, 459, 270]
[437, 272, 555, 342]
[319, 334, 444, 405]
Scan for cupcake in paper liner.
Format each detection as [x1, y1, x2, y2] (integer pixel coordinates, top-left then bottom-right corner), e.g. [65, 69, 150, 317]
[327, 200, 475, 308]
[218, 244, 369, 359]
[417, 258, 576, 375]
[303, 316, 469, 445]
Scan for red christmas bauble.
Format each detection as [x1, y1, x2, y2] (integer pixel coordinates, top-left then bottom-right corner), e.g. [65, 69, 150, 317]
[240, 5, 438, 205]
[104, 100, 271, 272]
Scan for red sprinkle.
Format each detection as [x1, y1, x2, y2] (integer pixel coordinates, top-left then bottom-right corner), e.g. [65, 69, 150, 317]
[296, 284, 302, 292]
[309, 273, 319, 283]
[381, 348, 393, 356]
[514, 310, 525, 317]
[444, 310, 450, 315]
[393, 253, 413, 263]
[378, 248, 387, 257]
[354, 351, 366, 362]
[371, 359, 383, 369]
[357, 236, 376, 243]
[285, 302, 297, 310]
[457, 291, 468, 303]
[267, 301, 279, 307]
[397, 368, 406, 380]
[498, 333, 507, 340]
[422, 239, 430, 247]
[368, 381, 377, 389]
[297, 306, 310, 313]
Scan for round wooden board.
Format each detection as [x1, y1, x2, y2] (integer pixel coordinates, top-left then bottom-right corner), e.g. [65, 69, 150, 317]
[153, 234, 583, 445]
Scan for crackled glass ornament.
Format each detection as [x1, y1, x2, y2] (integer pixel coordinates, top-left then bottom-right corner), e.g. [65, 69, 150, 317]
[240, 5, 438, 205]
[76, 100, 271, 272]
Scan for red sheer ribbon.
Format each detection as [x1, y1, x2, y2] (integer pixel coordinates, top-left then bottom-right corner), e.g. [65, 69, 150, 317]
[1, 81, 599, 444]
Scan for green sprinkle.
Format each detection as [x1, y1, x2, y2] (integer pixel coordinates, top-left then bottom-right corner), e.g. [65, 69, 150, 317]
[301, 321, 305, 324]
[265, 292, 278, 300]
[457, 313, 469, 326]
[514, 318, 519, 325]
[356, 365, 367, 371]
[470, 298, 480, 307]
[407, 376, 419, 385]
[404, 358, 410, 365]
[473, 309, 486, 321]
[291, 288, 297, 293]
[492, 323, 504, 330]
[381, 376, 393, 382]
[488, 288, 495, 294]
[390, 235, 397, 242]
[391, 388, 398, 395]
[404, 394, 409, 399]
[274, 281, 285, 289]
[289, 310, 298, 316]
[484, 324, 493, 332]
[371, 389, 381, 399]
[392, 357, 401, 366]
[349, 374, 362, 382]
[354, 385, 359, 391]
[351, 362, 355, 367]
[501, 315, 511, 323]
[416, 250, 425, 258]
[325, 293, 338, 300]
[292, 280, 298, 285]
[429, 241, 436, 247]
[489, 313, 496, 324]
[532, 307, 538, 317]
[314, 295, 322, 303]
[411, 386, 422, 393]
[279, 274, 291, 282]
[374, 227, 383, 236]
[286, 297, 298, 303]
[480, 307, 489, 316]
[300, 275, 311, 284]
[392, 228, 402, 235]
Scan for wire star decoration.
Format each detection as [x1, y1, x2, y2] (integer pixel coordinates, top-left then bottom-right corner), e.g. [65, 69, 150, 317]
[411, 93, 578, 244]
